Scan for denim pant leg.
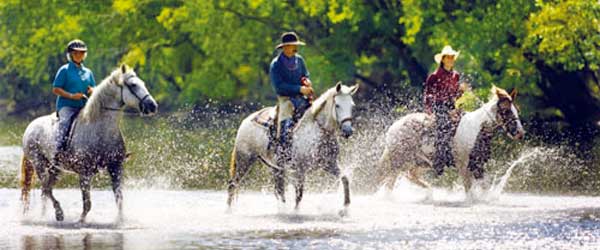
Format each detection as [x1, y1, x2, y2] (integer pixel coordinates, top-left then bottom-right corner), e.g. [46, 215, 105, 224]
[56, 106, 80, 152]
[433, 102, 454, 170]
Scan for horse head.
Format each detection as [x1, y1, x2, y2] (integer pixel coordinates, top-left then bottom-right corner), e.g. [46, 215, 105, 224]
[491, 86, 525, 140]
[116, 64, 158, 115]
[333, 82, 359, 138]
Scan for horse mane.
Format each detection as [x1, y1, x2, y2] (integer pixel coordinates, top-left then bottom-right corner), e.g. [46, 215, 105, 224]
[310, 87, 337, 118]
[80, 68, 123, 123]
[488, 85, 512, 103]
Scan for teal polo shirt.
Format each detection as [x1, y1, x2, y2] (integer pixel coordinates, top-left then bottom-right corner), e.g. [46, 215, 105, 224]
[53, 61, 96, 111]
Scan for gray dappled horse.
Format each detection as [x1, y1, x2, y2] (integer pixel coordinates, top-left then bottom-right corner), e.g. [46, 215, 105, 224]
[378, 86, 525, 199]
[20, 65, 157, 223]
[227, 83, 358, 211]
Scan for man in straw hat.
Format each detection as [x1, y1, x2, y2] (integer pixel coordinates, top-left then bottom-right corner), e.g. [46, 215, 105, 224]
[269, 32, 314, 166]
[424, 45, 467, 176]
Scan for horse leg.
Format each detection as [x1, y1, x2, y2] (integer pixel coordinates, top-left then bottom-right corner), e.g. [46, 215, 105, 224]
[293, 169, 305, 210]
[41, 166, 64, 221]
[272, 167, 286, 204]
[324, 161, 351, 212]
[407, 166, 433, 201]
[378, 148, 402, 192]
[108, 163, 123, 220]
[79, 173, 92, 223]
[226, 149, 256, 207]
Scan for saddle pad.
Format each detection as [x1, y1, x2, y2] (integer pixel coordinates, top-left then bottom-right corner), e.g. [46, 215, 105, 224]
[252, 107, 276, 128]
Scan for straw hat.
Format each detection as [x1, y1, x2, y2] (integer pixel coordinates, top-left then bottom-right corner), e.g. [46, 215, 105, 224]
[434, 45, 460, 64]
[275, 32, 306, 49]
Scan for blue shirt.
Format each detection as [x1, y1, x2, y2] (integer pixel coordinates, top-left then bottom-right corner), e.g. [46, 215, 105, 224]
[53, 61, 96, 111]
[269, 53, 309, 97]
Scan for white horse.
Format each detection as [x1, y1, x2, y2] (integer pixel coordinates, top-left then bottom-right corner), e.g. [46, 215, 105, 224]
[20, 64, 158, 222]
[227, 82, 359, 211]
[378, 85, 525, 197]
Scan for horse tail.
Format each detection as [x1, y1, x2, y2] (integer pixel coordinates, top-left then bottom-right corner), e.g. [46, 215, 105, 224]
[20, 154, 35, 212]
[229, 145, 237, 178]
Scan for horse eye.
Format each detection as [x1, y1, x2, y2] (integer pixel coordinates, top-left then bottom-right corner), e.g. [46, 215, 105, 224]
[335, 104, 340, 109]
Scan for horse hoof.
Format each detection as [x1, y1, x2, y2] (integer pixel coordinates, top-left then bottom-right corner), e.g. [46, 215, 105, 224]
[338, 208, 349, 217]
[55, 210, 64, 221]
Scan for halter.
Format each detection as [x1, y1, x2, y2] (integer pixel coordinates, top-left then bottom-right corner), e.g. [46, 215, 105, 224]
[102, 74, 150, 113]
[483, 100, 518, 133]
[314, 95, 353, 134]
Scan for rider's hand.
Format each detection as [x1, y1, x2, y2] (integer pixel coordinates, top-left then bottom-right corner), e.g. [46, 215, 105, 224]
[87, 86, 94, 95]
[300, 86, 313, 96]
[71, 93, 86, 100]
[301, 77, 312, 87]
[458, 83, 469, 97]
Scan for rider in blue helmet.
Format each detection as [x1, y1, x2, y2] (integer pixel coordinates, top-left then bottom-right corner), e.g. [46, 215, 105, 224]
[51, 39, 96, 171]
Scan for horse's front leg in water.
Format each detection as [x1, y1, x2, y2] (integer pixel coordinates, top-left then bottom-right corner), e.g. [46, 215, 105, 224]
[325, 162, 351, 215]
[108, 163, 124, 221]
[294, 169, 306, 210]
[79, 173, 92, 223]
[272, 168, 286, 204]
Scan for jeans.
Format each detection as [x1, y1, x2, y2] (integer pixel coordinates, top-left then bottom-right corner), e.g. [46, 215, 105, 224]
[55, 106, 81, 153]
[432, 101, 455, 175]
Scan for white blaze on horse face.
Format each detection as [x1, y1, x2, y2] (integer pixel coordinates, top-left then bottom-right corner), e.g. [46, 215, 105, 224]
[511, 103, 525, 136]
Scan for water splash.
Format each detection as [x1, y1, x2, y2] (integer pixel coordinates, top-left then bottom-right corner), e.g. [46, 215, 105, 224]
[486, 147, 543, 199]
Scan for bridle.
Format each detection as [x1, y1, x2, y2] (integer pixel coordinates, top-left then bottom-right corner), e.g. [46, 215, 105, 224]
[315, 95, 353, 133]
[102, 74, 150, 113]
[483, 99, 520, 135]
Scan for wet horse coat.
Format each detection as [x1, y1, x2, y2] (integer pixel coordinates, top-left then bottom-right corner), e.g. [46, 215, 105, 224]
[20, 65, 158, 222]
[227, 83, 358, 211]
[378, 86, 525, 196]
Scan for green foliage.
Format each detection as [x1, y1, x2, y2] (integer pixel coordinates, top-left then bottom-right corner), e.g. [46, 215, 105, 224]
[525, 0, 600, 72]
[0, 0, 598, 126]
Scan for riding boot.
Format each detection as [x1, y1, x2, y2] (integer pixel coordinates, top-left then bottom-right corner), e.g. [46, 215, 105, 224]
[276, 119, 294, 167]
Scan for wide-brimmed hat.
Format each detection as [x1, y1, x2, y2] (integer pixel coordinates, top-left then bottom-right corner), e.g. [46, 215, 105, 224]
[275, 32, 306, 49]
[434, 45, 459, 64]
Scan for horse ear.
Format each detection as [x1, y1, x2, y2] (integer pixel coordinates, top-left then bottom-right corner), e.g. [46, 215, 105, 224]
[493, 85, 503, 97]
[510, 88, 518, 101]
[350, 83, 359, 95]
[335, 81, 342, 93]
[121, 64, 128, 74]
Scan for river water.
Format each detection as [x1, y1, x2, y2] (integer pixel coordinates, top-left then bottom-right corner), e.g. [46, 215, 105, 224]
[1, 146, 600, 249]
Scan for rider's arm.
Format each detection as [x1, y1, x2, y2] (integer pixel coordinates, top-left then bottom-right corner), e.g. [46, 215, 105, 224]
[52, 67, 84, 100]
[87, 71, 96, 95]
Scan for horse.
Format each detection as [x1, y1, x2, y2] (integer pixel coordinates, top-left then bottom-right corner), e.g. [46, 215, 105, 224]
[227, 82, 359, 211]
[377, 85, 525, 198]
[20, 64, 158, 223]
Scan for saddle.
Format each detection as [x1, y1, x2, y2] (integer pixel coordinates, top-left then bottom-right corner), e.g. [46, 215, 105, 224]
[251, 104, 308, 150]
[251, 107, 279, 150]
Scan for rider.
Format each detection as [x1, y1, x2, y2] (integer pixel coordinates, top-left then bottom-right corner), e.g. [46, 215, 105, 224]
[51, 39, 96, 168]
[269, 32, 314, 166]
[423, 45, 466, 176]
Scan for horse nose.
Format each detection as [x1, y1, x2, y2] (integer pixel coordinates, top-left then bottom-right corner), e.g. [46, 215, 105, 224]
[143, 97, 158, 115]
[515, 130, 525, 140]
[341, 123, 353, 138]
